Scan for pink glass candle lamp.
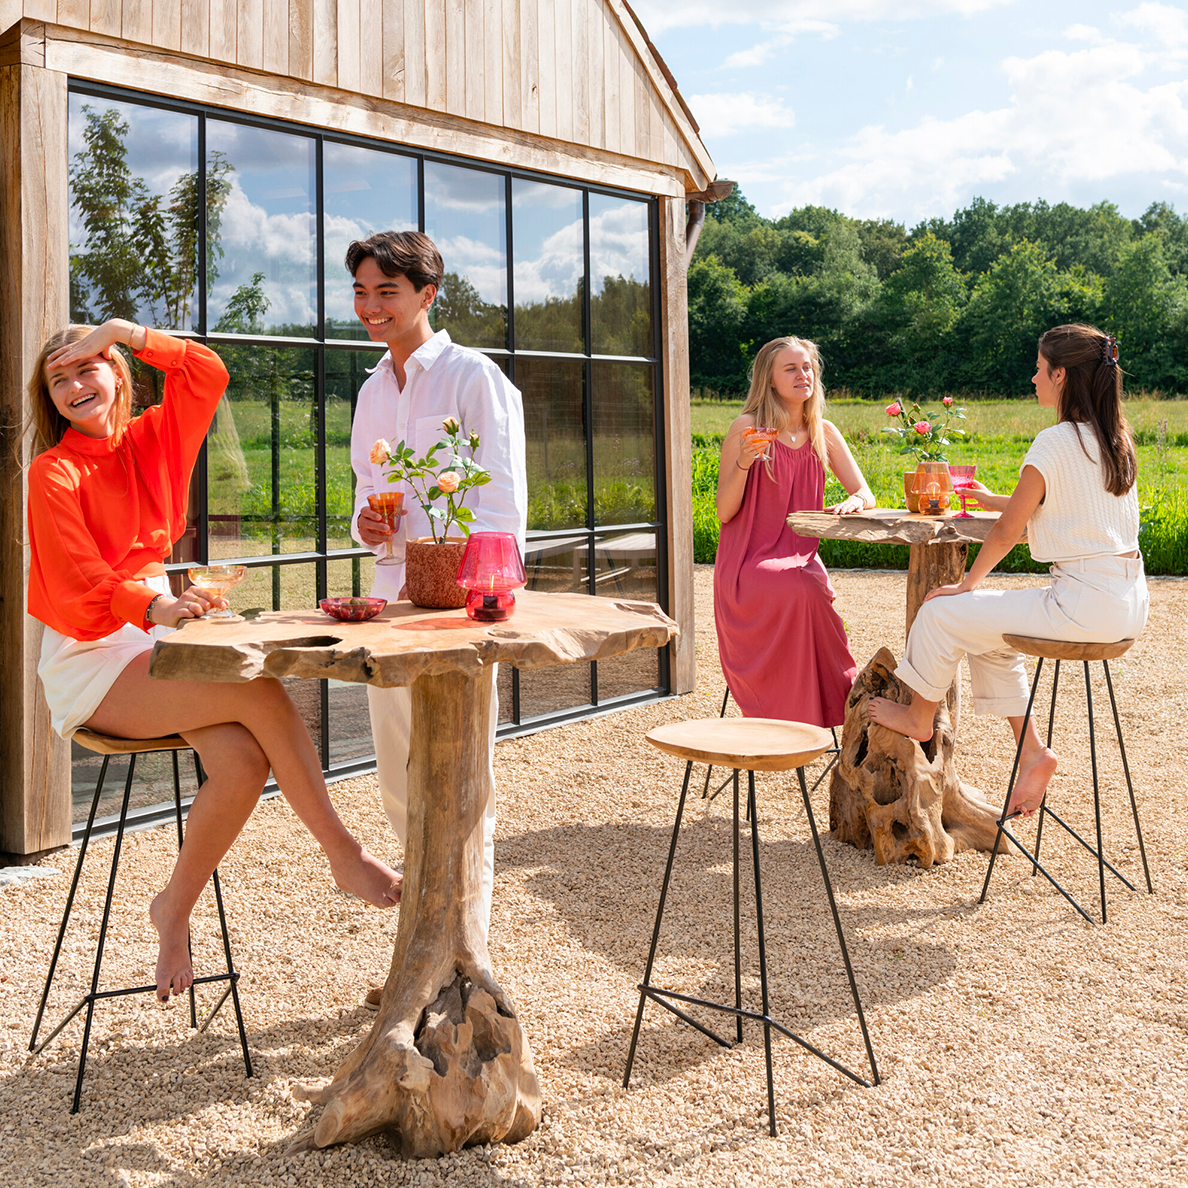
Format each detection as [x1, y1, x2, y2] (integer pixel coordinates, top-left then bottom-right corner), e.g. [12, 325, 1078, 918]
[456, 532, 527, 622]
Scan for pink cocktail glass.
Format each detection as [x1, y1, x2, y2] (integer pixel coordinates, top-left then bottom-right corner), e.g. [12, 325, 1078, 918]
[948, 465, 977, 518]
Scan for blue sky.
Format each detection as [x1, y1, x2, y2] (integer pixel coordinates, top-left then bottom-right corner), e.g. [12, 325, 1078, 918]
[634, 0, 1188, 225]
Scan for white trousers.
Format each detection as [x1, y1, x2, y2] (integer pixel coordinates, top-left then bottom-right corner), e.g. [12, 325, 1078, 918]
[896, 555, 1149, 716]
[366, 669, 499, 938]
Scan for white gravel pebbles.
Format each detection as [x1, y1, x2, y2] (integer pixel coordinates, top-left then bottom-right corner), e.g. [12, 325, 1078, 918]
[2, 566, 1186, 1187]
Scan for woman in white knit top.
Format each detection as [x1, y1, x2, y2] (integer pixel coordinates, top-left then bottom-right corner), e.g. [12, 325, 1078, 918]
[869, 323, 1148, 817]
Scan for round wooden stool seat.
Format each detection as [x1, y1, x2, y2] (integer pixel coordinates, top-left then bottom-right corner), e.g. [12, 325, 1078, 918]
[72, 729, 190, 756]
[646, 718, 833, 772]
[1001, 635, 1136, 662]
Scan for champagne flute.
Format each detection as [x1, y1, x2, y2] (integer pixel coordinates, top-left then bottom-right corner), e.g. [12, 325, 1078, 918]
[948, 465, 977, 518]
[186, 565, 247, 620]
[368, 491, 405, 566]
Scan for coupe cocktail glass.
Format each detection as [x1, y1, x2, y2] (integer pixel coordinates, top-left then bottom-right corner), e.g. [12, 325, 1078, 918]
[186, 565, 247, 619]
[368, 491, 405, 566]
[948, 465, 977, 519]
[744, 425, 780, 457]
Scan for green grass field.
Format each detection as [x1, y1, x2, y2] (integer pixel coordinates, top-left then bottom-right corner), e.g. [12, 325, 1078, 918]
[691, 397, 1188, 575]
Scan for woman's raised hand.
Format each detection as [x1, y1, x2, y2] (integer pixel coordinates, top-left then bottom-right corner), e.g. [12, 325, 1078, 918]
[149, 585, 226, 628]
[46, 320, 146, 371]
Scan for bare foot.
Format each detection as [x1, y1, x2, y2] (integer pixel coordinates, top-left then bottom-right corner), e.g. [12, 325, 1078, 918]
[867, 696, 936, 743]
[148, 893, 194, 1002]
[1007, 745, 1058, 818]
[330, 848, 402, 907]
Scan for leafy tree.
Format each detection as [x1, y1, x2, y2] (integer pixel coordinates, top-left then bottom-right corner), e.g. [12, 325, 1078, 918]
[687, 255, 750, 393]
[431, 271, 507, 348]
[706, 188, 759, 224]
[856, 217, 909, 280]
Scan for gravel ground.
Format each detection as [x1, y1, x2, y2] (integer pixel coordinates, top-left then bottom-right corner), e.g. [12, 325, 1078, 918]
[2, 565, 1186, 1187]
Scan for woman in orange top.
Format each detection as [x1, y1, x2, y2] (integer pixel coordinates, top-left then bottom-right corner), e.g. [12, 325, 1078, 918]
[28, 319, 401, 1001]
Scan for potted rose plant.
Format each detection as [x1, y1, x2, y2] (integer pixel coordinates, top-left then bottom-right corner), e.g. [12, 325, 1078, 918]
[883, 397, 966, 512]
[371, 417, 491, 607]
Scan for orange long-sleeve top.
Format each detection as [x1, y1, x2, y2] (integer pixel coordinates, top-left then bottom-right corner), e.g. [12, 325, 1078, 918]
[27, 329, 229, 641]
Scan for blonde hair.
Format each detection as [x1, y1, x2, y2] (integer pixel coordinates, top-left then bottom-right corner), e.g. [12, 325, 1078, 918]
[26, 326, 133, 457]
[742, 337, 829, 473]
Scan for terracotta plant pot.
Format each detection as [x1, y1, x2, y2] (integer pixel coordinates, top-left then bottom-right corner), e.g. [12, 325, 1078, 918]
[903, 471, 921, 513]
[404, 536, 469, 609]
[911, 461, 954, 516]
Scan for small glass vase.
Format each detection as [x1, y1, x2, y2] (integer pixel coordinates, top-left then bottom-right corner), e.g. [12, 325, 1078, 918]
[912, 461, 954, 516]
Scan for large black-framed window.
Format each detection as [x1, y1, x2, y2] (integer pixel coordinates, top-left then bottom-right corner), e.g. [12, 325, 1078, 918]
[65, 82, 668, 822]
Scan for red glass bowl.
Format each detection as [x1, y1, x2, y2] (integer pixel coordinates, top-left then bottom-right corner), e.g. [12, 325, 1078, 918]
[319, 596, 387, 622]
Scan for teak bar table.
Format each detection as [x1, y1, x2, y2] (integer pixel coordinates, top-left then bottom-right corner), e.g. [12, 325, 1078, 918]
[786, 508, 1012, 867]
[150, 589, 677, 1157]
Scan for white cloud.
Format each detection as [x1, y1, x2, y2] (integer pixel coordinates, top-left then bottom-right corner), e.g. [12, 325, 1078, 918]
[721, 35, 1188, 222]
[721, 19, 839, 68]
[1118, 2, 1188, 47]
[632, 0, 1018, 34]
[686, 92, 797, 139]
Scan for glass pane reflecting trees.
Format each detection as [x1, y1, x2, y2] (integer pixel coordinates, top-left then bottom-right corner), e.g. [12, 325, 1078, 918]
[65, 85, 663, 814]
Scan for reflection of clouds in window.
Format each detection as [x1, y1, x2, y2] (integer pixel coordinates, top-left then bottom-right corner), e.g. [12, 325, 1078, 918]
[589, 198, 649, 294]
[435, 234, 507, 306]
[425, 162, 505, 305]
[208, 178, 316, 329]
[513, 180, 583, 305]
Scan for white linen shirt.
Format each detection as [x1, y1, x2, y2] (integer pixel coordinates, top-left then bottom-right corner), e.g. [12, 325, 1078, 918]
[350, 330, 528, 602]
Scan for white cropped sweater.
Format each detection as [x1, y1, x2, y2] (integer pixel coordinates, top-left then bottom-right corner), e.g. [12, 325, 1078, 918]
[1021, 422, 1139, 562]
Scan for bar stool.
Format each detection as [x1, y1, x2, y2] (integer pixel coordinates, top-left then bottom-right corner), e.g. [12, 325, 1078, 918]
[979, 636, 1153, 925]
[623, 718, 879, 1136]
[29, 730, 252, 1112]
[701, 687, 840, 802]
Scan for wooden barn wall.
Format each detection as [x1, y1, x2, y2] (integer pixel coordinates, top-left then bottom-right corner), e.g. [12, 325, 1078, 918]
[5, 0, 711, 190]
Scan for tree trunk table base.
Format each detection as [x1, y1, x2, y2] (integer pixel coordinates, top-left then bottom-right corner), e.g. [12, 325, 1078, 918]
[290, 667, 541, 1156]
[828, 649, 1012, 867]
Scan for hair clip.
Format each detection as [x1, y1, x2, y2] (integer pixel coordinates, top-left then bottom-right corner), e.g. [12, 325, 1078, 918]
[1102, 334, 1119, 367]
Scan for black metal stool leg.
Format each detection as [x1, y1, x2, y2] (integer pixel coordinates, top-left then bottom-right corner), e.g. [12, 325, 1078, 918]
[702, 688, 733, 801]
[190, 753, 253, 1075]
[72, 753, 138, 1113]
[30, 756, 111, 1054]
[1103, 660, 1153, 895]
[981, 658, 1044, 905]
[747, 772, 777, 1136]
[732, 769, 743, 1045]
[624, 761, 696, 1088]
[1032, 660, 1061, 874]
[172, 751, 199, 1030]
[1085, 661, 1107, 923]
[799, 767, 880, 1087]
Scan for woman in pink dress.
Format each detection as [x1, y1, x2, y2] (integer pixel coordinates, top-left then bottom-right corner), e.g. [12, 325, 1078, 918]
[714, 336, 875, 727]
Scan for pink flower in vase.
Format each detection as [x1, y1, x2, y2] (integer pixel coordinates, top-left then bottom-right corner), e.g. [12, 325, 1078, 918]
[437, 471, 461, 494]
[942, 396, 953, 407]
[913, 420, 930, 434]
[369, 438, 391, 465]
[885, 402, 902, 416]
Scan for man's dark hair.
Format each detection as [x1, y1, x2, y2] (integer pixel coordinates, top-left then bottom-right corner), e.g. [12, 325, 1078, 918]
[346, 231, 444, 290]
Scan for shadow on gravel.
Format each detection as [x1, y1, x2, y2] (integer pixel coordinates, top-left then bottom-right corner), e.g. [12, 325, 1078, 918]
[498, 806, 960, 1086]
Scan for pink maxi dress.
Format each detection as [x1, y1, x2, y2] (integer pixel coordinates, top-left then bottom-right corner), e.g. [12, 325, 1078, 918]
[713, 439, 857, 727]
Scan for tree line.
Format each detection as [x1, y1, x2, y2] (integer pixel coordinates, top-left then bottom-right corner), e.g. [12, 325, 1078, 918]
[689, 191, 1188, 397]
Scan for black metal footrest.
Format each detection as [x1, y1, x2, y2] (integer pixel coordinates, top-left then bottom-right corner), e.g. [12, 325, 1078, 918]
[639, 984, 874, 1087]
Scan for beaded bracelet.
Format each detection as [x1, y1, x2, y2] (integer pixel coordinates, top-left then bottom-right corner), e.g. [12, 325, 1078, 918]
[144, 593, 165, 628]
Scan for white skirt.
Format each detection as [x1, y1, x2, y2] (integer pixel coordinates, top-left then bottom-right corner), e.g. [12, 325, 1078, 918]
[38, 574, 174, 740]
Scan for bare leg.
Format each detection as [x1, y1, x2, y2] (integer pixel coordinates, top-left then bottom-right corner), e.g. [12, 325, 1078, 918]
[1005, 714, 1058, 818]
[149, 722, 269, 999]
[868, 692, 939, 742]
[85, 654, 401, 997]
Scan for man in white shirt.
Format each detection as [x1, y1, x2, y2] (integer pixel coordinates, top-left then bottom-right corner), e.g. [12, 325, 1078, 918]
[347, 232, 528, 990]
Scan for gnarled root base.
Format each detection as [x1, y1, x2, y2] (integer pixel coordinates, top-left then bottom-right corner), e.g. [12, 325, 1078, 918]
[829, 648, 1013, 866]
[291, 971, 540, 1159]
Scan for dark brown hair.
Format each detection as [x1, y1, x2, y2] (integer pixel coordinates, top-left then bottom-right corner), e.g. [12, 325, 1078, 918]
[1037, 323, 1136, 497]
[27, 326, 133, 457]
[345, 231, 443, 290]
